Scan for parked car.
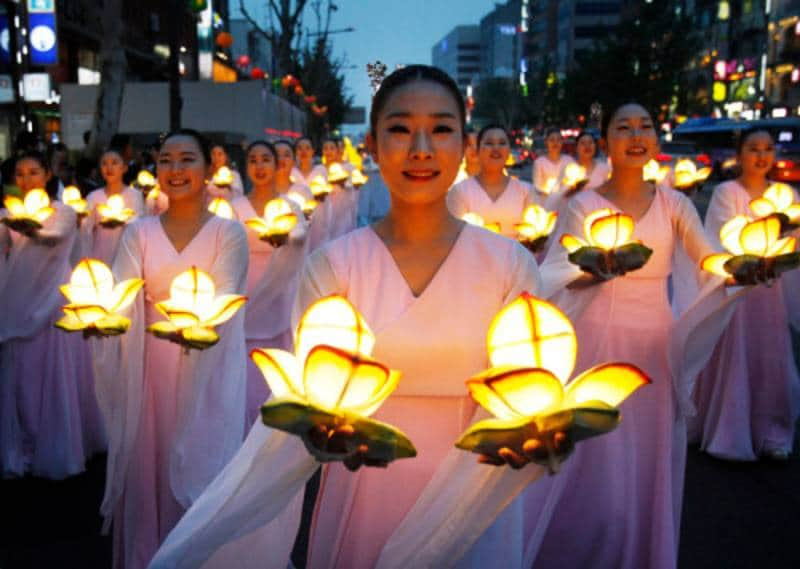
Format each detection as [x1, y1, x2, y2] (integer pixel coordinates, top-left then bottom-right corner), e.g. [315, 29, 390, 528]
[770, 143, 800, 184]
[656, 140, 712, 170]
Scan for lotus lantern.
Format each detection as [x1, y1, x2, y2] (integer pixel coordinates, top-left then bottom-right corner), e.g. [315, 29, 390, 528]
[327, 163, 350, 185]
[561, 163, 588, 193]
[244, 197, 298, 247]
[514, 205, 558, 253]
[287, 191, 319, 219]
[97, 194, 137, 228]
[309, 175, 333, 202]
[749, 183, 800, 231]
[462, 212, 501, 234]
[560, 208, 653, 278]
[456, 293, 650, 472]
[350, 170, 368, 188]
[207, 197, 234, 220]
[136, 170, 156, 193]
[643, 159, 670, 184]
[672, 159, 711, 194]
[701, 214, 800, 285]
[212, 166, 234, 188]
[257, 295, 415, 470]
[1, 188, 55, 234]
[55, 258, 144, 337]
[63, 186, 89, 219]
[539, 177, 558, 196]
[147, 266, 247, 350]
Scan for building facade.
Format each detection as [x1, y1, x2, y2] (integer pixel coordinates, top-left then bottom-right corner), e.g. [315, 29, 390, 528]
[431, 25, 481, 94]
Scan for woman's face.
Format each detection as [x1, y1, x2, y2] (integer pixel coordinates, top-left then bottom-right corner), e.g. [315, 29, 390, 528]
[478, 128, 510, 172]
[247, 145, 276, 187]
[295, 139, 314, 163]
[210, 145, 228, 170]
[738, 131, 774, 177]
[14, 157, 50, 194]
[322, 141, 338, 164]
[576, 135, 597, 162]
[274, 143, 295, 176]
[367, 80, 464, 206]
[157, 136, 209, 203]
[100, 151, 127, 186]
[545, 132, 563, 155]
[603, 104, 658, 169]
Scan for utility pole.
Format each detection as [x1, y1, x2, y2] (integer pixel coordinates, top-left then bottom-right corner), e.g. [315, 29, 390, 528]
[168, 0, 183, 130]
[7, 0, 29, 134]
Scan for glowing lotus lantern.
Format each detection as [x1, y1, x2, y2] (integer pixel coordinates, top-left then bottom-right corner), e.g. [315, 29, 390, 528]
[309, 175, 333, 202]
[672, 158, 712, 194]
[643, 159, 670, 184]
[244, 197, 298, 247]
[55, 258, 144, 337]
[462, 212, 501, 234]
[256, 295, 415, 469]
[97, 194, 137, 228]
[561, 163, 588, 194]
[328, 163, 350, 185]
[514, 205, 558, 253]
[62, 186, 89, 220]
[455, 293, 649, 472]
[212, 166, 234, 189]
[350, 170, 369, 189]
[560, 208, 653, 278]
[136, 170, 156, 193]
[1, 189, 55, 234]
[147, 266, 247, 350]
[701, 214, 800, 285]
[287, 191, 319, 219]
[539, 177, 558, 196]
[208, 197, 234, 220]
[749, 183, 800, 231]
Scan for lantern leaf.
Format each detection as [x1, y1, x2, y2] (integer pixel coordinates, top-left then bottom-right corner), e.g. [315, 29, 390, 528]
[55, 313, 88, 332]
[181, 326, 220, 348]
[94, 314, 132, 335]
[612, 241, 654, 273]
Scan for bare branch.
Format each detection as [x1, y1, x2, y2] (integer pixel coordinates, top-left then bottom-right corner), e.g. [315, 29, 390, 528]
[240, 0, 277, 47]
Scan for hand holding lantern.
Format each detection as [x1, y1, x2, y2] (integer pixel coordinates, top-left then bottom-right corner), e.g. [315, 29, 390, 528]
[208, 197, 235, 220]
[462, 212, 501, 234]
[455, 293, 649, 473]
[749, 183, 800, 233]
[244, 197, 299, 247]
[672, 159, 711, 195]
[515, 205, 558, 253]
[643, 159, 670, 184]
[257, 295, 415, 471]
[560, 208, 653, 281]
[97, 194, 137, 228]
[62, 186, 89, 222]
[147, 266, 247, 350]
[701, 214, 800, 286]
[56, 258, 144, 337]
[1, 189, 55, 236]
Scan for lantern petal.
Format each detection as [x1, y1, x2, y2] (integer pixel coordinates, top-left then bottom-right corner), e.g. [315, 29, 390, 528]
[295, 295, 375, 363]
[720, 216, 749, 255]
[696, 167, 712, 182]
[33, 207, 55, 223]
[94, 314, 131, 334]
[205, 294, 247, 326]
[67, 304, 110, 325]
[487, 293, 577, 383]
[59, 283, 76, 303]
[701, 253, 734, 277]
[765, 183, 794, 210]
[55, 313, 87, 331]
[107, 278, 145, 312]
[148, 320, 179, 336]
[785, 205, 800, 223]
[159, 307, 201, 329]
[467, 367, 564, 420]
[768, 236, 796, 257]
[245, 218, 270, 235]
[560, 234, 587, 254]
[749, 198, 776, 218]
[590, 213, 634, 250]
[582, 208, 614, 240]
[544, 212, 558, 234]
[357, 369, 402, 417]
[4, 196, 25, 216]
[740, 216, 781, 256]
[562, 363, 650, 408]
[250, 348, 304, 399]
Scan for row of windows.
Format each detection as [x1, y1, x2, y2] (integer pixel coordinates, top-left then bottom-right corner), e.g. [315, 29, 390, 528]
[458, 65, 480, 74]
[457, 43, 481, 50]
[458, 54, 480, 63]
[575, 1, 620, 16]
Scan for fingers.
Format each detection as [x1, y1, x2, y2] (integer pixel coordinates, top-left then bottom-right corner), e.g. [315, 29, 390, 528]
[498, 447, 528, 470]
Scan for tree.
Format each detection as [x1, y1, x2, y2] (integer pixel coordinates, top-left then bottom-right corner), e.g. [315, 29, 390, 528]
[239, 0, 310, 77]
[473, 78, 527, 129]
[85, 0, 127, 158]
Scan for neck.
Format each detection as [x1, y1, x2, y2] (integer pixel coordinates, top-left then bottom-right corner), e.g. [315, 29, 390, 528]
[380, 199, 459, 245]
[578, 156, 594, 169]
[163, 195, 207, 223]
[738, 172, 768, 194]
[299, 160, 313, 174]
[251, 182, 278, 202]
[607, 164, 647, 195]
[477, 168, 506, 186]
[548, 152, 560, 162]
[274, 175, 292, 192]
[105, 180, 124, 194]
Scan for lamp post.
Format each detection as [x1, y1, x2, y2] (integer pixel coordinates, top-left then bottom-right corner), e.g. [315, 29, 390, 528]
[168, 0, 183, 130]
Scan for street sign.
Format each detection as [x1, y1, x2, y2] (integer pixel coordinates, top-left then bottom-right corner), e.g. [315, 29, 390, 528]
[23, 72, 50, 101]
[27, 0, 55, 13]
[28, 0, 58, 65]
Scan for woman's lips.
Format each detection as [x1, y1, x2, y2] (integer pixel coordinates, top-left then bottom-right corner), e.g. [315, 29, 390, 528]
[402, 170, 439, 181]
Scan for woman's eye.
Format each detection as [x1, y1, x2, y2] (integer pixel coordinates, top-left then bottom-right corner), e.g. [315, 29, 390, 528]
[433, 125, 454, 134]
[387, 125, 409, 134]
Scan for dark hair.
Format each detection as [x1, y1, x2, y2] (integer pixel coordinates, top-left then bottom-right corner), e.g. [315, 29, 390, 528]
[600, 101, 654, 139]
[321, 136, 341, 147]
[273, 139, 295, 157]
[369, 64, 466, 136]
[245, 140, 278, 162]
[477, 124, 510, 147]
[295, 136, 314, 150]
[544, 128, 562, 139]
[161, 129, 211, 164]
[14, 150, 49, 172]
[735, 127, 773, 155]
[14, 131, 40, 154]
[575, 130, 598, 157]
[99, 147, 125, 163]
[109, 133, 131, 150]
[46, 142, 67, 162]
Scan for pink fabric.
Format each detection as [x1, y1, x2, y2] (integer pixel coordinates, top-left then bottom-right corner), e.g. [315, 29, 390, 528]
[447, 176, 537, 238]
[689, 180, 800, 459]
[83, 186, 146, 265]
[531, 155, 575, 204]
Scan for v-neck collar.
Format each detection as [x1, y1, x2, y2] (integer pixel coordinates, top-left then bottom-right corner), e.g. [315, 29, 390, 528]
[590, 184, 659, 224]
[366, 223, 469, 300]
[157, 214, 217, 256]
[475, 175, 512, 205]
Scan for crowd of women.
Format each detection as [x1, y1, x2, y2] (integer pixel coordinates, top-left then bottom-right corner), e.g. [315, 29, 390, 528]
[0, 64, 797, 569]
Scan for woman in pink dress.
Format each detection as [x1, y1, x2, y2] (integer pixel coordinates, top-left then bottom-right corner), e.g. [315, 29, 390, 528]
[291, 136, 328, 188]
[544, 130, 610, 219]
[94, 130, 248, 569]
[447, 124, 537, 238]
[0, 151, 105, 479]
[83, 148, 146, 264]
[230, 141, 308, 425]
[206, 144, 245, 199]
[150, 65, 549, 569]
[532, 128, 575, 203]
[690, 128, 800, 460]
[522, 103, 741, 569]
[273, 140, 313, 201]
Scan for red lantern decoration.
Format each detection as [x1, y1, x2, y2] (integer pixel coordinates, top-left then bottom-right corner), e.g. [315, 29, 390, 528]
[304, 95, 317, 104]
[281, 74, 295, 89]
[251, 67, 266, 80]
[236, 54, 251, 69]
[294, 85, 304, 96]
[215, 32, 234, 49]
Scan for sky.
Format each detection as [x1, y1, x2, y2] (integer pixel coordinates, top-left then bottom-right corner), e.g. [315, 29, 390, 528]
[233, 0, 499, 135]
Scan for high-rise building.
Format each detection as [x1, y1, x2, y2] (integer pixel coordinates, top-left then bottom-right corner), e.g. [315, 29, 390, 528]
[480, 0, 524, 80]
[431, 25, 481, 94]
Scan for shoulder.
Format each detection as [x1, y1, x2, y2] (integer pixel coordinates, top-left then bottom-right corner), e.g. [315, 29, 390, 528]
[86, 188, 106, 205]
[710, 179, 745, 199]
[510, 177, 533, 193]
[212, 215, 247, 242]
[561, 155, 576, 166]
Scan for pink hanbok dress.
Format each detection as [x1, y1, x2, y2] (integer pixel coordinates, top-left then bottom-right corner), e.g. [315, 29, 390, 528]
[93, 215, 248, 569]
[522, 186, 737, 569]
[307, 183, 358, 251]
[149, 225, 549, 569]
[544, 159, 610, 219]
[231, 196, 308, 426]
[0, 203, 105, 479]
[82, 186, 146, 265]
[532, 154, 575, 205]
[291, 165, 328, 187]
[689, 180, 800, 459]
[447, 176, 537, 238]
[206, 169, 245, 200]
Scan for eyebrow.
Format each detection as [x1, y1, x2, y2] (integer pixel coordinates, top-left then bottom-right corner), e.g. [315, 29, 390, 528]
[384, 111, 458, 120]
